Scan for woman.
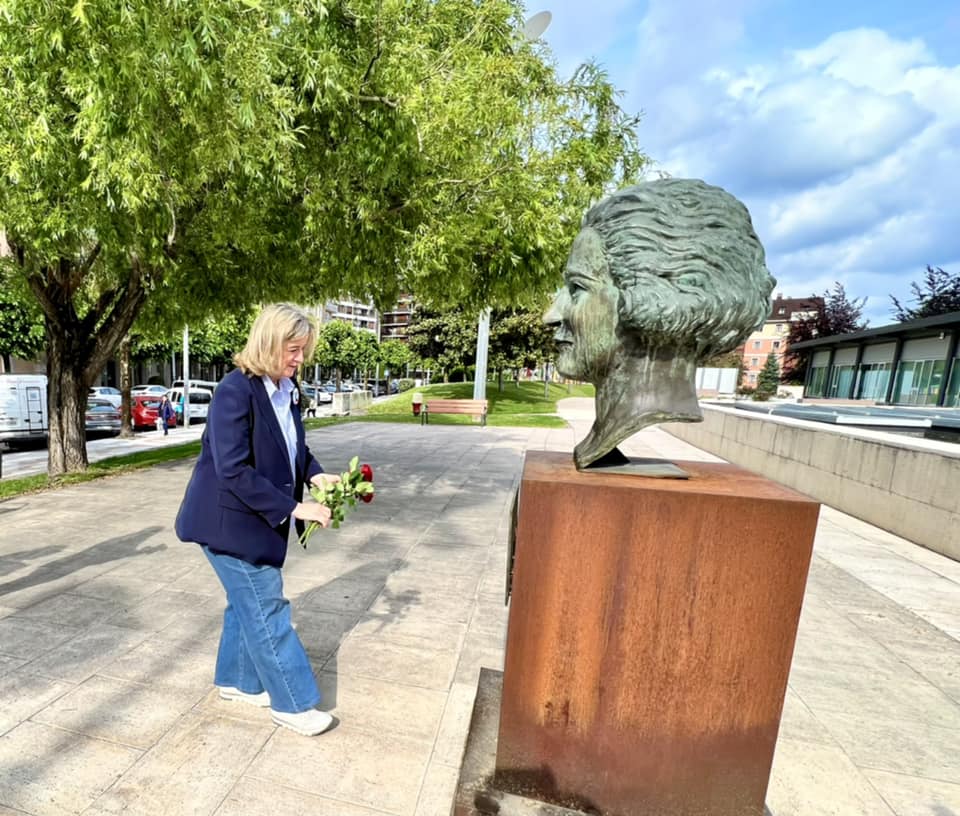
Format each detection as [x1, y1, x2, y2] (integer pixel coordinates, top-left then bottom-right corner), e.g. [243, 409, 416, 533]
[175, 303, 340, 736]
[158, 394, 175, 435]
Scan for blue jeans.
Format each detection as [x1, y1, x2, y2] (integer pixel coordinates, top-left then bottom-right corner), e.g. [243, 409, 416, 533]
[203, 547, 321, 714]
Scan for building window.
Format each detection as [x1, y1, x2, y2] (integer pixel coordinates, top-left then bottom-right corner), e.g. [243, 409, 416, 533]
[807, 366, 828, 397]
[892, 358, 947, 406]
[748, 373, 757, 383]
[750, 357, 759, 367]
[752, 340, 761, 350]
[772, 341, 781, 349]
[856, 362, 891, 401]
[776, 323, 785, 333]
[778, 308, 786, 315]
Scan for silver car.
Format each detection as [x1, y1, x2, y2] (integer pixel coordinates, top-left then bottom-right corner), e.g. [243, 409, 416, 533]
[85, 397, 121, 435]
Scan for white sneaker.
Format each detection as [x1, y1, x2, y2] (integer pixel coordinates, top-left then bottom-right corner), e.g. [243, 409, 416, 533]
[218, 686, 271, 707]
[271, 708, 335, 736]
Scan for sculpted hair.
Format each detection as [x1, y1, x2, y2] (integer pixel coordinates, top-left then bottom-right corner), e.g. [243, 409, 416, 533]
[582, 178, 776, 358]
[234, 303, 317, 378]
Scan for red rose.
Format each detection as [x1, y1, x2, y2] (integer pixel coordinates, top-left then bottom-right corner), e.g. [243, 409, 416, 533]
[360, 492, 373, 503]
[360, 463, 373, 482]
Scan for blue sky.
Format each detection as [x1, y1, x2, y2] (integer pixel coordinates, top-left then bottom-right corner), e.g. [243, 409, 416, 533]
[538, 0, 960, 325]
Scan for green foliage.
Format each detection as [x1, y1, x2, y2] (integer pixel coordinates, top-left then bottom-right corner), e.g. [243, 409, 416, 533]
[406, 309, 477, 381]
[312, 321, 378, 380]
[891, 266, 960, 321]
[395, 378, 415, 392]
[756, 354, 781, 398]
[0, 282, 45, 363]
[0, 0, 642, 473]
[378, 339, 412, 378]
[489, 307, 556, 377]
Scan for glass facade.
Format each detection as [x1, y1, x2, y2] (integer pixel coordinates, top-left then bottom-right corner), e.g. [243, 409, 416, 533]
[808, 366, 828, 397]
[828, 365, 856, 398]
[856, 362, 891, 401]
[944, 358, 960, 407]
[892, 358, 946, 406]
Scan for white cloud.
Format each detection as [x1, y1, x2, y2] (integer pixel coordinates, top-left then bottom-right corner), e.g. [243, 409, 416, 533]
[541, 5, 958, 325]
[793, 29, 933, 91]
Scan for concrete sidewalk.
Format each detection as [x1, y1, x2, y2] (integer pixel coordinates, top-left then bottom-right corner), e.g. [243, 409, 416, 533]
[0, 407, 957, 815]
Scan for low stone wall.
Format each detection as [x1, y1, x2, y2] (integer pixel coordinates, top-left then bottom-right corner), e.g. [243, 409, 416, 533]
[330, 390, 372, 416]
[665, 404, 960, 560]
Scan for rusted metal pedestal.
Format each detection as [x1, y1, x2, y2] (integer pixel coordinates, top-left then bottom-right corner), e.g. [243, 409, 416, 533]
[493, 451, 820, 816]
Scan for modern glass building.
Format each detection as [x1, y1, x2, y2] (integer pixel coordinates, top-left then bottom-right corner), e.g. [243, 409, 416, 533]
[792, 311, 960, 407]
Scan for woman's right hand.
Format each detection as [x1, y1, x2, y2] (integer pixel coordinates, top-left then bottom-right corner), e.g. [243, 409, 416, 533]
[292, 501, 332, 527]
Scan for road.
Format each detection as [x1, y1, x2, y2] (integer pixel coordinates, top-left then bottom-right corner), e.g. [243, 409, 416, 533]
[0, 396, 391, 481]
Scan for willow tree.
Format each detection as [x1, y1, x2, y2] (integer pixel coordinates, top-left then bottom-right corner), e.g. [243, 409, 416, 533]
[0, 0, 643, 474]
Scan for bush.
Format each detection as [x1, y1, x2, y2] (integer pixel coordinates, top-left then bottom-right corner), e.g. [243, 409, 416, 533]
[396, 378, 415, 393]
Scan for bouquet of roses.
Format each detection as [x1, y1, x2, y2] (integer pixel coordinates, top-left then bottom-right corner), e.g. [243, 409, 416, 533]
[298, 456, 374, 548]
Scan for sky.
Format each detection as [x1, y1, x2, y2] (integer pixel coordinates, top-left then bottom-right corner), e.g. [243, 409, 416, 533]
[538, 0, 960, 326]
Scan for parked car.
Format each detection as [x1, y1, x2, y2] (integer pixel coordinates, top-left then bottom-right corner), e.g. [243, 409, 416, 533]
[167, 387, 213, 422]
[89, 386, 122, 408]
[131, 395, 176, 430]
[85, 397, 121, 435]
[131, 384, 168, 397]
[302, 384, 332, 405]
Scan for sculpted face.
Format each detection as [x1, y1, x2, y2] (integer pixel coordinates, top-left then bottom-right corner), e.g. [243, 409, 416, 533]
[544, 228, 620, 383]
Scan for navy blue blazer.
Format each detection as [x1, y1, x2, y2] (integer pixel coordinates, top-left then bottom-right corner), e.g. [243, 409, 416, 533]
[175, 368, 324, 567]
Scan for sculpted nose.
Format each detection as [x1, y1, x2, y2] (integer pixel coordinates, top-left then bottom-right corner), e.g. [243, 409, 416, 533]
[543, 290, 564, 326]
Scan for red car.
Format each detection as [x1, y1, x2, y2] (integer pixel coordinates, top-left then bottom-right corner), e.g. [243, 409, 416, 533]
[132, 395, 176, 430]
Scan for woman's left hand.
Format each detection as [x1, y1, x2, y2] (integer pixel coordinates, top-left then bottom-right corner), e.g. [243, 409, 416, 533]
[311, 473, 341, 490]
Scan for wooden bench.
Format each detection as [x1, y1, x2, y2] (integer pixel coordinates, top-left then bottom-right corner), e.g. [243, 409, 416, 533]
[421, 399, 488, 426]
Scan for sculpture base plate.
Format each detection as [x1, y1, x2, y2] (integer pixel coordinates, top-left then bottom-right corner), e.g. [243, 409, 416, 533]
[580, 446, 689, 478]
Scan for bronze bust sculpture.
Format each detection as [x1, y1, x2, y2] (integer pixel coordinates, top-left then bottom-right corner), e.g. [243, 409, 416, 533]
[545, 179, 776, 470]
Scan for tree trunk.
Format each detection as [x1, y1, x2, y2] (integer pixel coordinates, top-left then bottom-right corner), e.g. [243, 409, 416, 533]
[46, 324, 91, 476]
[119, 336, 134, 438]
[498, 370, 504, 392]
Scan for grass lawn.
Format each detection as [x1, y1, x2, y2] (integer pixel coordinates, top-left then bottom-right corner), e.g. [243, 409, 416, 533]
[0, 386, 588, 500]
[364, 380, 593, 426]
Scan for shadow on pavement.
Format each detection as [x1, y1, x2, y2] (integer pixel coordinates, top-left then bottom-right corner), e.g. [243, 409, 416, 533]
[0, 526, 167, 598]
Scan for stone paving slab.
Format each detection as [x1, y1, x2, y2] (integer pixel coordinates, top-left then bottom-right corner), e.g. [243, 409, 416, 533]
[0, 407, 957, 815]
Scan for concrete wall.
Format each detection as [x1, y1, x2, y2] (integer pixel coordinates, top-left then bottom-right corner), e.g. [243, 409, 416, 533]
[330, 390, 372, 415]
[665, 404, 960, 560]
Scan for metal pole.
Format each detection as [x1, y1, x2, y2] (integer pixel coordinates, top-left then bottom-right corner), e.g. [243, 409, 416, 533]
[182, 325, 191, 427]
[473, 308, 491, 401]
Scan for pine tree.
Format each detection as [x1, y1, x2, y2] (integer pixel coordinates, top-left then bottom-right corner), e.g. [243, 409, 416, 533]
[891, 266, 960, 321]
[756, 354, 781, 399]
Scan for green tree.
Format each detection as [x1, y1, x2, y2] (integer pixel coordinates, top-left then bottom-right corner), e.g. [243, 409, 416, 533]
[1, 0, 642, 474]
[756, 354, 781, 399]
[406, 310, 477, 382]
[312, 321, 372, 388]
[378, 339, 412, 390]
[0, 281, 45, 371]
[891, 266, 960, 321]
[489, 308, 556, 390]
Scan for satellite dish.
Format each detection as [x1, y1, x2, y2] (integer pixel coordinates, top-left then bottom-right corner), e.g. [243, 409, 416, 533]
[522, 10, 552, 41]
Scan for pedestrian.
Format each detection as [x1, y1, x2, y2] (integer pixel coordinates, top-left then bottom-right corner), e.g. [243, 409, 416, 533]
[175, 303, 341, 736]
[158, 395, 175, 436]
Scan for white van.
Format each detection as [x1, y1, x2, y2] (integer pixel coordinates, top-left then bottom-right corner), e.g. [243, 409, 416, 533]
[0, 374, 49, 446]
[171, 379, 219, 392]
[167, 387, 213, 423]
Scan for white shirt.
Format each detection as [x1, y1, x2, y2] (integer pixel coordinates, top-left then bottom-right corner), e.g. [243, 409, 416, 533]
[261, 375, 298, 483]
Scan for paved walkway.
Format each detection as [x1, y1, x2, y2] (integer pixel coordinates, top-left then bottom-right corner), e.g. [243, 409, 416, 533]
[0, 403, 957, 815]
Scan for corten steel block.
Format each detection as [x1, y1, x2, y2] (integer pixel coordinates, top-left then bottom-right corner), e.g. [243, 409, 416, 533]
[495, 451, 820, 816]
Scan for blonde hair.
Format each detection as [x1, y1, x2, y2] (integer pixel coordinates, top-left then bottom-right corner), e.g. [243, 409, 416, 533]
[234, 303, 317, 378]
